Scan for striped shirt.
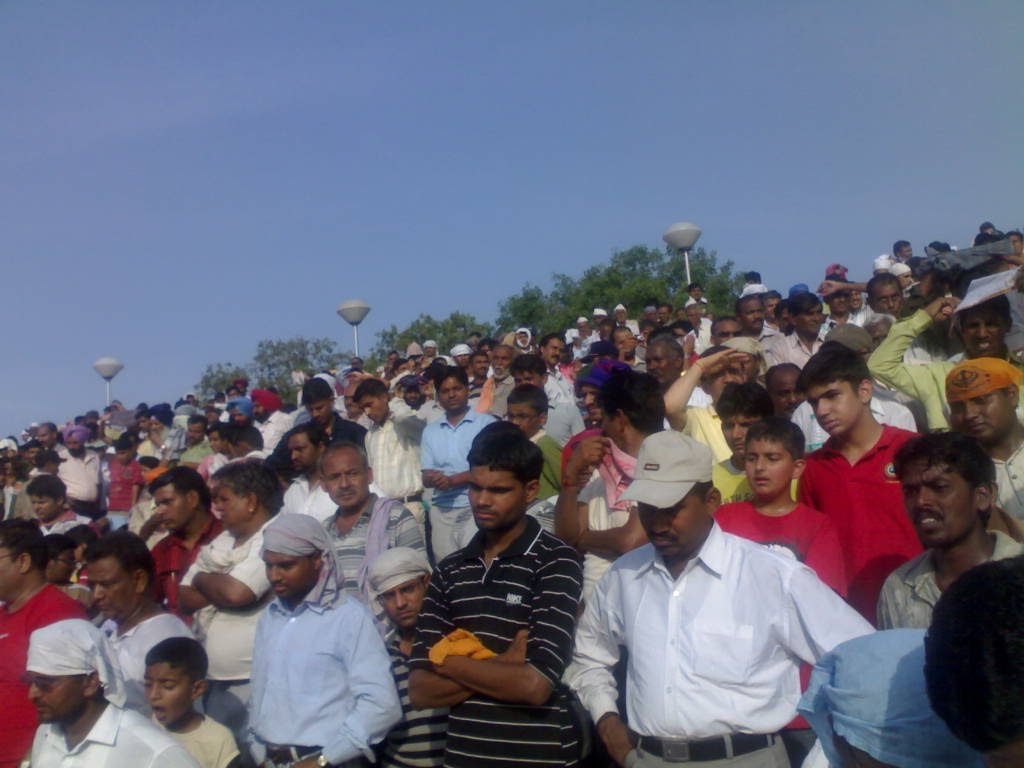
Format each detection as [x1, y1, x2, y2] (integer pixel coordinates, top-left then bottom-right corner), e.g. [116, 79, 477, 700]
[410, 516, 584, 768]
[380, 642, 448, 768]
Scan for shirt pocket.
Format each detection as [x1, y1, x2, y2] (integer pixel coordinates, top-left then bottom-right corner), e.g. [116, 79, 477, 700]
[690, 621, 754, 684]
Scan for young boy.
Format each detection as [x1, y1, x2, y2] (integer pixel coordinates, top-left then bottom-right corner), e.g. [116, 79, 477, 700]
[43, 533, 94, 610]
[713, 382, 774, 503]
[796, 343, 921, 621]
[25, 474, 91, 534]
[106, 433, 145, 530]
[145, 636, 240, 768]
[506, 384, 562, 499]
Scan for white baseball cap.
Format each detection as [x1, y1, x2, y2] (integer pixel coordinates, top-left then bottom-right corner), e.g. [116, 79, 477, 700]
[620, 431, 713, 508]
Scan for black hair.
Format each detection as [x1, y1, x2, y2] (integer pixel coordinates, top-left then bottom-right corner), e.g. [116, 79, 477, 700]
[145, 636, 209, 681]
[974, 231, 1004, 247]
[113, 433, 136, 452]
[467, 422, 544, 484]
[353, 378, 389, 400]
[1008, 230, 1023, 240]
[138, 456, 160, 470]
[687, 282, 703, 292]
[509, 354, 547, 377]
[186, 414, 208, 428]
[85, 530, 156, 588]
[507, 384, 548, 414]
[225, 424, 264, 450]
[646, 335, 684, 359]
[894, 432, 995, 489]
[787, 292, 822, 316]
[733, 294, 764, 315]
[892, 239, 911, 255]
[716, 382, 773, 422]
[763, 290, 781, 302]
[34, 449, 62, 470]
[65, 524, 98, 548]
[286, 422, 328, 448]
[44, 533, 76, 560]
[925, 556, 1024, 752]
[0, 519, 48, 570]
[959, 295, 1011, 329]
[206, 422, 228, 438]
[765, 363, 802, 390]
[437, 365, 469, 387]
[212, 460, 284, 515]
[797, 344, 871, 392]
[744, 271, 762, 283]
[773, 299, 789, 321]
[148, 466, 212, 510]
[710, 316, 740, 335]
[301, 378, 334, 406]
[538, 332, 563, 349]
[26, 474, 67, 501]
[744, 418, 805, 459]
[599, 370, 665, 435]
[867, 272, 901, 296]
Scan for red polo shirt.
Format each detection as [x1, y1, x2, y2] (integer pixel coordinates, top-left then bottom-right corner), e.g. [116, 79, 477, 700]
[0, 584, 86, 768]
[151, 515, 223, 619]
[797, 425, 922, 623]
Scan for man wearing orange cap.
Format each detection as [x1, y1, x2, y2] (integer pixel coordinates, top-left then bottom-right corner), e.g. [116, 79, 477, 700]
[946, 358, 1024, 521]
[251, 388, 290, 453]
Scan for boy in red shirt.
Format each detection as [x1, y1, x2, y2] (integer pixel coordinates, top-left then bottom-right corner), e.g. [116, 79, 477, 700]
[795, 343, 921, 621]
[106, 433, 145, 530]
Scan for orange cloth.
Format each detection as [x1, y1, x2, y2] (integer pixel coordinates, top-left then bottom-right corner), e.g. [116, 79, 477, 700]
[428, 628, 496, 665]
[945, 358, 1023, 403]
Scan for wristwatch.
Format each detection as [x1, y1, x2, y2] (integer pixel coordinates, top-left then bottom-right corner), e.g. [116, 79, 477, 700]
[316, 755, 329, 767]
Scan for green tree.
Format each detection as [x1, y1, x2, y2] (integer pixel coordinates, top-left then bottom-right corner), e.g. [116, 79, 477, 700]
[372, 312, 493, 361]
[196, 362, 251, 399]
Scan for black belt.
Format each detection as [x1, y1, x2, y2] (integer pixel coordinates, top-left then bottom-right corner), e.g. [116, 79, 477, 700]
[401, 491, 423, 503]
[264, 744, 322, 764]
[635, 733, 777, 762]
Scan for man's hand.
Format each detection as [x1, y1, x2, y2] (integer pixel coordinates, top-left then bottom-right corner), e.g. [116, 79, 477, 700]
[924, 295, 960, 321]
[692, 348, 746, 377]
[565, 436, 610, 486]
[496, 629, 528, 663]
[597, 713, 636, 767]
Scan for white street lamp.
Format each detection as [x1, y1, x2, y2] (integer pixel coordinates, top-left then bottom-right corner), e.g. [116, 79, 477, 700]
[92, 357, 124, 406]
[337, 299, 371, 357]
[662, 222, 703, 286]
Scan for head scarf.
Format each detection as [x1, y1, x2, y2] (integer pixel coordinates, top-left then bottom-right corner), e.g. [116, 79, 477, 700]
[798, 629, 983, 768]
[250, 389, 282, 414]
[227, 397, 254, 419]
[261, 513, 344, 608]
[62, 425, 90, 444]
[723, 336, 767, 380]
[27, 619, 127, 707]
[514, 328, 533, 350]
[367, 546, 431, 596]
[946, 358, 1023, 404]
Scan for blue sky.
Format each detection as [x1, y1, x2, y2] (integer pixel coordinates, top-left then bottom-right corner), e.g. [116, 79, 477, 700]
[2, 2, 1022, 435]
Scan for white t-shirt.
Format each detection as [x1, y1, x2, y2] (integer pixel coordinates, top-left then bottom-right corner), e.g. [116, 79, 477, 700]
[577, 474, 631, 600]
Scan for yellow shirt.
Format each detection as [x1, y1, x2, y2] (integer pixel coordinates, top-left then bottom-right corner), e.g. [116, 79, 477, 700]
[683, 406, 731, 463]
[713, 458, 800, 504]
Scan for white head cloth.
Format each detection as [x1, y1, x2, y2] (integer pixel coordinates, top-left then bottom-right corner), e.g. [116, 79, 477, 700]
[27, 619, 127, 707]
[367, 546, 431, 596]
[261, 513, 344, 607]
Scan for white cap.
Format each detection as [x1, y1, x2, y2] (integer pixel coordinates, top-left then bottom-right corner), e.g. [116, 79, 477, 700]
[890, 263, 912, 277]
[614, 303, 627, 312]
[873, 255, 893, 271]
[424, 339, 438, 349]
[620, 431, 713, 508]
[593, 308, 608, 317]
[576, 316, 588, 325]
[450, 343, 472, 357]
[739, 283, 768, 298]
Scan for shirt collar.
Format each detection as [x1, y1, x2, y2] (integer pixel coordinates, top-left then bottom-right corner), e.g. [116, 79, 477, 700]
[637, 521, 727, 580]
[461, 515, 542, 561]
[55, 702, 121, 752]
[441, 410, 478, 430]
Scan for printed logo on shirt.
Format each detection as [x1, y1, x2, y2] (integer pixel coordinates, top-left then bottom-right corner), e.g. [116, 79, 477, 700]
[506, 593, 523, 605]
[644, 463, 660, 471]
[884, 462, 897, 479]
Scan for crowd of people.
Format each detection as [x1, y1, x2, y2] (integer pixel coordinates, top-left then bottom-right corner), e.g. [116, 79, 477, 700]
[3, 221, 1024, 768]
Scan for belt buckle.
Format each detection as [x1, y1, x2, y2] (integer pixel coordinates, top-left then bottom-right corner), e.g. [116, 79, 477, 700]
[662, 740, 691, 762]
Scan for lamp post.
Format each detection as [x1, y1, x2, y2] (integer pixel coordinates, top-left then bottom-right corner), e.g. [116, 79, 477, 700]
[92, 357, 124, 406]
[662, 222, 703, 286]
[337, 299, 371, 357]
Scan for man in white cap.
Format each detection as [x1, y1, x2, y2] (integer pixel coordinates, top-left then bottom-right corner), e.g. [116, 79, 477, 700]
[423, 340, 439, 365]
[449, 344, 472, 370]
[613, 303, 640, 335]
[250, 514, 401, 768]
[368, 547, 448, 768]
[568, 431, 872, 768]
[26, 618, 198, 767]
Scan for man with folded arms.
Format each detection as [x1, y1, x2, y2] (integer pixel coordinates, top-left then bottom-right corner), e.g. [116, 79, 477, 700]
[569, 431, 872, 768]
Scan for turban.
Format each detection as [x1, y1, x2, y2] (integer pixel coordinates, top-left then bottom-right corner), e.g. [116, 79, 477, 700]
[27, 619, 127, 708]
[262, 514, 344, 608]
[577, 358, 631, 391]
[148, 403, 174, 427]
[63, 425, 90, 444]
[367, 547, 431, 596]
[250, 389, 282, 414]
[723, 337, 767, 378]
[227, 397, 254, 419]
[945, 358, 1023, 404]
[798, 629, 982, 768]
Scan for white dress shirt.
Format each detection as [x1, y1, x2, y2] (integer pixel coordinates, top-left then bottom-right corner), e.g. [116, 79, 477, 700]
[257, 410, 292, 453]
[282, 476, 338, 522]
[102, 613, 193, 714]
[32, 703, 200, 767]
[568, 523, 872, 739]
[365, 399, 426, 499]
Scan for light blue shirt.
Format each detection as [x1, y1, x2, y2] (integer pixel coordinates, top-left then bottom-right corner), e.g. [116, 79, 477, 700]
[249, 594, 401, 764]
[420, 410, 496, 509]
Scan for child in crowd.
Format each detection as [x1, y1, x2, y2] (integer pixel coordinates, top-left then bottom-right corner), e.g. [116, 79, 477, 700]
[713, 382, 775, 503]
[145, 636, 240, 768]
[505, 384, 562, 499]
[43, 533, 93, 610]
[26, 474, 91, 535]
[106, 433, 145, 530]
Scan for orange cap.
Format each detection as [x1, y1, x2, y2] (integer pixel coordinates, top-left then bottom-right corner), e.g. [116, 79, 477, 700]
[945, 358, 1023, 403]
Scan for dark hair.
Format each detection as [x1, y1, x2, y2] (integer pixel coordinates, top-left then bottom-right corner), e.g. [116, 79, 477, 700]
[894, 432, 995, 489]
[716, 383, 773, 422]
[866, 272, 901, 297]
[599, 370, 665, 435]
[744, 271, 762, 283]
[212, 460, 284, 515]
[225, 424, 263, 450]
[787, 292, 822, 316]
[353, 378, 388, 400]
[206, 422, 229, 438]
[467, 423, 544, 484]
[773, 299, 789, 321]
[763, 290, 781, 302]
[646, 336, 684, 359]
[765, 363, 802, 390]
[744, 418, 805, 459]
[138, 456, 160, 471]
[286, 422, 328, 448]
[148, 466, 211, 510]
[734, 294, 764, 315]
[1008, 230, 1023, 240]
[507, 384, 548, 414]
[892, 239, 911, 255]
[538, 332, 563, 349]
[85, 531, 156, 588]
[470, 350, 489, 362]
[26, 474, 67, 501]
[186, 414, 208, 429]
[145, 636, 209, 681]
[509, 354, 546, 377]
[65, 524, 98, 548]
[437, 365, 469, 387]
[0, 519, 48, 570]
[687, 282, 703, 292]
[974, 231, 1003, 247]
[44, 533, 77, 560]
[301, 378, 334, 406]
[797, 344, 871, 392]
[710, 316, 740, 335]
[959, 295, 1011, 329]
[34, 450, 62, 471]
[113, 433, 136, 452]
[925, 557, 1024, 752]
